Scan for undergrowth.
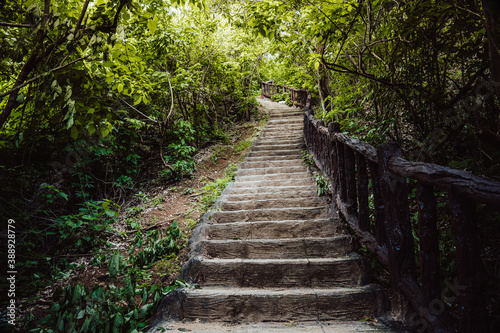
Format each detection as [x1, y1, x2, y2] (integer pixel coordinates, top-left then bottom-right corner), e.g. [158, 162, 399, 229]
[198, 163, 238, 211]
[23, 222, 192, 333]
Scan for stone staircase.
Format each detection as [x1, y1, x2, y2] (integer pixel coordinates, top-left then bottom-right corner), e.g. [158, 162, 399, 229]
[151, 100, 393, 332]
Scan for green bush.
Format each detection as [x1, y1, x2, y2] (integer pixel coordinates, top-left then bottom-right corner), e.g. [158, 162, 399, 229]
[314, 174, 330, 197]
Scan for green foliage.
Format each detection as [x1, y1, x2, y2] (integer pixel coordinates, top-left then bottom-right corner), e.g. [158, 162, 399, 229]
[199, 163, 238, 210]
[24, 217, 186, 332]
[270, 92, 287, 102]
[234, 140, 252, 154]
[55, 199, 120, 250]
[29, 280, 182, 333]
[37, 185, 69, 205]
[244, 0, 499, 176]
[314, 173, 330, 197]
[301, 150, 314, 166]
[131, 222, 184, 268]
[163, 143, 196, 179]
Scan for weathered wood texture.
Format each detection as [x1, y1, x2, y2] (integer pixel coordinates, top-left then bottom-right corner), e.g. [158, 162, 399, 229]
[261, 81, 308, 108]
[295, 87, 500, 332]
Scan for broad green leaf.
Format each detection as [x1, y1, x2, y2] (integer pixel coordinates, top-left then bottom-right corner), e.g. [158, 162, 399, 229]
[113, 312, 123, 331]
[77, 309, 85, 320]
[64, 86, 72, 102]
[87, 124, 96, 136]
[147, 20, 157, 34]
[133, 95, 142, 105]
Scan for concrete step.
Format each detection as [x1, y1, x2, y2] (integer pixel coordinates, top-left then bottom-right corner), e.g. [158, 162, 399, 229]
[198, 236, 354, 259]
[260, 129, 303, 136]
[210, 207, 327, 223]
[150, 320, 397, 333]
[183, 255, 369, 288]
[255, 134, 303, 140]
[235, 166, 307, 176]
[223, 190, 318, 201]
[254, 137, 304, 145]
[231, 178, 314, 188]
[157, 285, 384, 322]
[222, 197, 325, 211]
[244, 154, 302, 162]
[269, 113, 303, 118]
[206, 219, 339, 240]
[225, 185, 317, 195]
[265, 121, 303, 126]
[239, 160, 305, 169]
[246, 149, 305, 158]
[265, 121, 303, 128]
[235, 172, 311, 182]
[251, 143, 305, 151]
[267, 117, 303, 124]
[258, 135, 303, 141]
[263, 125, 303, 132]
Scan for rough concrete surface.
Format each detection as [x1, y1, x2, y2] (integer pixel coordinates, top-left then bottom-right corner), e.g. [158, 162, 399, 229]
[149, 97, 398, 332]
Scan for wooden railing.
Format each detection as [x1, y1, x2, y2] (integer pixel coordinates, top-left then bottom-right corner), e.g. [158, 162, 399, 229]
[262, 86, 500, 332]
[261, 81, 308, 108]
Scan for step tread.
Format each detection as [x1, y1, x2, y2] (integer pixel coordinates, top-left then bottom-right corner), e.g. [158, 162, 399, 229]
[152, 100, 387, 328]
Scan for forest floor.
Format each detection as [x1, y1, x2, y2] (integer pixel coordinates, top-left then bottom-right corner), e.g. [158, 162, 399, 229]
[20, 99, 271, 328]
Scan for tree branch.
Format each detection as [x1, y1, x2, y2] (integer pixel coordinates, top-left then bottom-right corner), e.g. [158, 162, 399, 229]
[0, 56, 90, 100]
[113, 1, 128, 28]
[75, 0, 91, 32]
[119, 98, 155, 122]
[0, 0, 129, 129]
[322, 57, 400, 87]
[0, 22, 31, 28]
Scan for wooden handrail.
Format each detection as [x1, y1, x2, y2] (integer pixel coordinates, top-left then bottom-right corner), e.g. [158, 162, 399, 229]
[297, 90, 500, 332]
[261, 81, 308, 108]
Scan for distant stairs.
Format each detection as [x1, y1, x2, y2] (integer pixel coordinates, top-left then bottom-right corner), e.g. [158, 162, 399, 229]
[152, 101, 389, 329]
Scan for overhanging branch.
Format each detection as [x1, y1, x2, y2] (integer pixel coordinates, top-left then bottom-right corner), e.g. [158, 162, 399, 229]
[0, 56, 90, 100]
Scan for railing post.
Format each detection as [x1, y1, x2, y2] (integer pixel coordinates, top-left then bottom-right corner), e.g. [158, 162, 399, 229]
[368, 161, 386, 245]
[377, 142, 416, 323]
[416, 182, 440, 304]
[336, 142, 346, 202]
[318, 120, 325, 171]
[449, 192, 485, 333]
[356, 153, 370, 231]
[345, 146, 358, 216]
[328, 122, 339, 181]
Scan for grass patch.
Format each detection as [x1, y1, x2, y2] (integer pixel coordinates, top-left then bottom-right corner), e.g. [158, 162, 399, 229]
[234, 140, 252, 154]
[198, 163, 238, 211]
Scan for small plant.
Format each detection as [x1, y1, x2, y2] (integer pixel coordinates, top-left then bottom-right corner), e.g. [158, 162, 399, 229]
[130, 221, 185, 269]
[270, 91, 288, 102]
[55, 199, 120, 250]
[315, 173, 330, 197]
[198, 163, 238, 210]
[37, 184, 69, 205]
[163, 143, 196, 179]
[28, 279, 185, 333]
[234, 140, 252, 154]
[301, 150, 314, 166]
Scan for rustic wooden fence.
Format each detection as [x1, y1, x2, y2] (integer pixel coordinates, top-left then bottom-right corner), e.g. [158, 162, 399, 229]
[262, 83, 500, 332]
[261, 81, 308, 108]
